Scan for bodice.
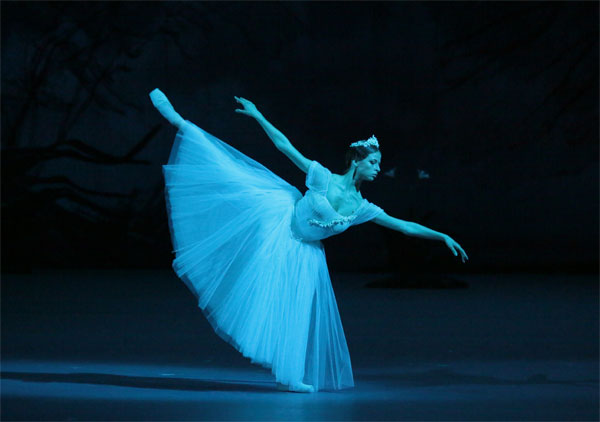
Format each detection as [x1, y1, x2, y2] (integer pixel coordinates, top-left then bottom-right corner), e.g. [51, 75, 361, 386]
[290, 160, 384, 242]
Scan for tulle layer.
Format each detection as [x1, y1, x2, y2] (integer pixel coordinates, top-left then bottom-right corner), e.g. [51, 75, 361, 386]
[162, 121, 354, 391]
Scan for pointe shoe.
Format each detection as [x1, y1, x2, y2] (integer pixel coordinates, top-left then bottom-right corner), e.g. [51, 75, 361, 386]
[276, 381, 315, 393]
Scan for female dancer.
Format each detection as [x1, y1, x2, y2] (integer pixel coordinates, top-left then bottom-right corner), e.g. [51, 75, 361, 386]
[150, 89, 468, 393]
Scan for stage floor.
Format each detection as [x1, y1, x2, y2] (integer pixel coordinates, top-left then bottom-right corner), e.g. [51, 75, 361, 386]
[2, 269, 598, 421]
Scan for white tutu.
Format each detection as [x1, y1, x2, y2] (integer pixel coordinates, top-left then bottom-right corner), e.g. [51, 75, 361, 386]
[162, 121, 357, 391]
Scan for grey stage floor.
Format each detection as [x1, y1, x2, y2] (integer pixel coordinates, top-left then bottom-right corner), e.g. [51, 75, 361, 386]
[1, 269, 598, 421]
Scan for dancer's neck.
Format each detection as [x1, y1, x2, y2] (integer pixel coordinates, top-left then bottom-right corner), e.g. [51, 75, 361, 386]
[339, 169, 362, 194]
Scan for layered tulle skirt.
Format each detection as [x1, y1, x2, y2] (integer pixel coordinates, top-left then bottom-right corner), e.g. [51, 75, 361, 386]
[162, 121, 354, 391]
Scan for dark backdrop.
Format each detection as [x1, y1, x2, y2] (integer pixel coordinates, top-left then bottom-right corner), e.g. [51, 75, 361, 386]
[2, 1, 598, 273]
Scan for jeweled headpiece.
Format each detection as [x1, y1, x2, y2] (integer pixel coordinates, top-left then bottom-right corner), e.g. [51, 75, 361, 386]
[349, 134, 379, 149]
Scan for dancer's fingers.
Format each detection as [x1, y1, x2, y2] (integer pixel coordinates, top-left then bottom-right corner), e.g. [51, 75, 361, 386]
[459, 247, 468, 260]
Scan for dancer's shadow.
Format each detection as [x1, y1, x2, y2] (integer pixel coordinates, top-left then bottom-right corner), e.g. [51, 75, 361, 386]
[358, 368, 597, 387]
[1, 371, 275, 392]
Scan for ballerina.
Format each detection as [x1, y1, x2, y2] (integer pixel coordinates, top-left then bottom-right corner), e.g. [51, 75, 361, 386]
[150, 89, 468, 393]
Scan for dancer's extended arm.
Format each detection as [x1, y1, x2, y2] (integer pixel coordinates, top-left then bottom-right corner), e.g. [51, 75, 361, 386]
[372, 212, 469, 263]
[149, 88, 186, 129]
[234, 96, 312, 174]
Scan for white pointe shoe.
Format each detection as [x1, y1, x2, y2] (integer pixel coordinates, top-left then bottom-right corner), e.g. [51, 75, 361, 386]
[276, 381, 315, 393]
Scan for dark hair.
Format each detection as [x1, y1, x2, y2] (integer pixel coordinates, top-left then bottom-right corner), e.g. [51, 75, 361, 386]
[344, 143, 380, 173]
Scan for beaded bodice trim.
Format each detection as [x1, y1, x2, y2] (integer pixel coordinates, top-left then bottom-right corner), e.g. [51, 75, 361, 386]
[308, 214, 357, 228]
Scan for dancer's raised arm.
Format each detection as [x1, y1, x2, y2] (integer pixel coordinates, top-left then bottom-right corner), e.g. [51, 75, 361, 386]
[372, 212, 469, 263]
[234, 96, 312, 174]
[149, 88, 186, 129]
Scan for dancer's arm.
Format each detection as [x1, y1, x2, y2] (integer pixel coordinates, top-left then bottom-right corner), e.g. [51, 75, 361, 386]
[372, 212, 469, 263]
[149, 88, 186, 129]
[234, 96, 312, 174]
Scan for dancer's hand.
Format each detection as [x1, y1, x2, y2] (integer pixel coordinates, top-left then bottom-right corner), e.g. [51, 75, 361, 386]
[234, 96, 262, 119]
[443, 235, 469, 263]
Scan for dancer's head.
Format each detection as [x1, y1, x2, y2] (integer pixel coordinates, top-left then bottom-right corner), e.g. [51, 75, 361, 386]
[345, 135, 381, 182]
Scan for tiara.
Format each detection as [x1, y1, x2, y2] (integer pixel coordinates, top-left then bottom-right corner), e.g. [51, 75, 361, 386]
[350, 134, 379, 149]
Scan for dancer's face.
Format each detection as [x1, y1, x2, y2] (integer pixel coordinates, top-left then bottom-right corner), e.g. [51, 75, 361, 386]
[355, 151, 381, 181]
